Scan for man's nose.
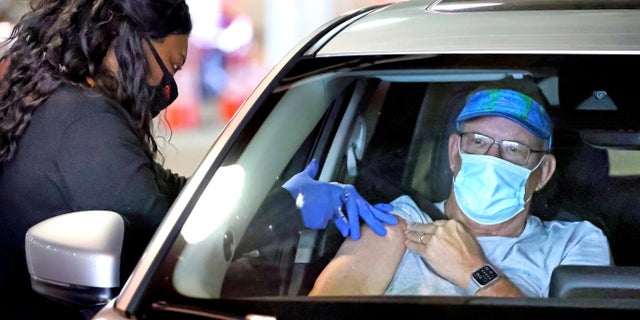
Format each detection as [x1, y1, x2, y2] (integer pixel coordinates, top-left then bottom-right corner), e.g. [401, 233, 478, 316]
[485, 143, 501, 157]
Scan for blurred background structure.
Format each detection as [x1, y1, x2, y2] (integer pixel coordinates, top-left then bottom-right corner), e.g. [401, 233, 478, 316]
[0, 0, 406, 176]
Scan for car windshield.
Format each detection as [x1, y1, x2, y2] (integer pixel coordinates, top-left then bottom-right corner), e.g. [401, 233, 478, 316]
[134, 53, 640, 310]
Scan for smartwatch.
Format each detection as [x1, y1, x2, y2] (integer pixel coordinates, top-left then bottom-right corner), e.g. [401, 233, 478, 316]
[465, 264, 501, 295]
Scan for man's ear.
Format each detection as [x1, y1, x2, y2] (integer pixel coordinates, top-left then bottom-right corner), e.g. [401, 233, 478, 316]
[536, 154, 557, 190]
[448, 133, 460, 172]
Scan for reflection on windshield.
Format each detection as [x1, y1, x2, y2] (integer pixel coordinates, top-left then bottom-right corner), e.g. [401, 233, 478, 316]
[181, 164, 245, 244]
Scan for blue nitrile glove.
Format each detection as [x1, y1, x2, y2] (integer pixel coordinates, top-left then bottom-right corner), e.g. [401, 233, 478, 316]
[282, 159, 398, 240]
[337, 185, 396, 240]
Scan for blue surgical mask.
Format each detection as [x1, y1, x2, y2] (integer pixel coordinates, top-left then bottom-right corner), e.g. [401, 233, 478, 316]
[453, 151, 542, 225]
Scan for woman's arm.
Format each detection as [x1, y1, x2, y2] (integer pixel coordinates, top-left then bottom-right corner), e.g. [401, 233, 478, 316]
[309, 219, 408, 296]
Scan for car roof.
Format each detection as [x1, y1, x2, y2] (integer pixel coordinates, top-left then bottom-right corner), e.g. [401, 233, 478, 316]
[314, 0, 640, 56]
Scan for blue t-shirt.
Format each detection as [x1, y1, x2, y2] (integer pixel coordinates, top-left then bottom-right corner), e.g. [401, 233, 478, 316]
[384, 195, 612, 297]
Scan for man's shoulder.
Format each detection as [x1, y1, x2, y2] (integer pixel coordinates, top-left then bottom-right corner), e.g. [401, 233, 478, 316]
[532, 215, 607, 238]
[390, 195, 439, 223]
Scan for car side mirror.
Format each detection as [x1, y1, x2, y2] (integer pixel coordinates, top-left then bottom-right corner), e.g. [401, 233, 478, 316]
[25, 210, 124, 312]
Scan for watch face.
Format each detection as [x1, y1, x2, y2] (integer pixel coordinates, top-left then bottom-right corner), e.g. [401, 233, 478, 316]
[473, 265, 499, 286]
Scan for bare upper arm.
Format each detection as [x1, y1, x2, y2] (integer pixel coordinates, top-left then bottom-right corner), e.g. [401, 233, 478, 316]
[309, 218, 408, 296]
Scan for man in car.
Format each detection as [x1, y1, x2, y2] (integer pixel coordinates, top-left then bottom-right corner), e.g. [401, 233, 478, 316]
[306, 84, 612, 298]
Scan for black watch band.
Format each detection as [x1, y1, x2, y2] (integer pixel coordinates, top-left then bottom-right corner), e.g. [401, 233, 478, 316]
[465, 264, 501, 295]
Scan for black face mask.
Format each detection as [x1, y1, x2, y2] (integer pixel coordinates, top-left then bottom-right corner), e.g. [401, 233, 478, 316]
[146, 39, 179, 117]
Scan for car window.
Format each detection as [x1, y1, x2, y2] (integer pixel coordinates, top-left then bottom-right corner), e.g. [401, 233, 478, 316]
[170, 72, 350, 298]
[138, 53, 640, 310]
[609, 150, 640, 176]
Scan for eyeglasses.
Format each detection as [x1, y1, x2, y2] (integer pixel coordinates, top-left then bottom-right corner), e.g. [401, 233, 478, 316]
[457, 132, 549, 167]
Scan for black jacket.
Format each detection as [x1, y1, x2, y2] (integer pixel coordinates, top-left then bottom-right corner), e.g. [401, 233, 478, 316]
[0, 84, 187, 318]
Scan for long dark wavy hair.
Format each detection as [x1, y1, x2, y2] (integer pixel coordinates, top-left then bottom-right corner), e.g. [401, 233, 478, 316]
[0, 0, 192, 168]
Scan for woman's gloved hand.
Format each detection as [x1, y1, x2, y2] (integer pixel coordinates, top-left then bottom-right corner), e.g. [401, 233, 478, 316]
[282, 159, 397, 240]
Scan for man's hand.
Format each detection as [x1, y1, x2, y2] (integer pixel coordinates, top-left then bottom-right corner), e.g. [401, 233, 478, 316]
[283, 159, 398, 240]
[404, 220, 486, 287]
